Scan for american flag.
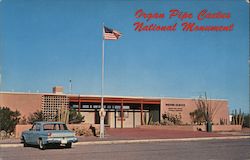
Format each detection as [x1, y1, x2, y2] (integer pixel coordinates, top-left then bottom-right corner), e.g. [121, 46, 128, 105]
[103, 26, 122, 40]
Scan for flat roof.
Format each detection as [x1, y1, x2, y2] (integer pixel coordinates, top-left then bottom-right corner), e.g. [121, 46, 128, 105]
[0, 91, 228, 101]
[0, 91, 67, 96]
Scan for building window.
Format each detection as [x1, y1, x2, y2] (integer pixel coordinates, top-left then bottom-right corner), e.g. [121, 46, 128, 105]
[116, 111, 129, 118]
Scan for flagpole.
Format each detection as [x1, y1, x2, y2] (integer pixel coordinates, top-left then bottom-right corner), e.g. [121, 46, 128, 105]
[100, 25, 121, 138]
[100, 23, 105, 138]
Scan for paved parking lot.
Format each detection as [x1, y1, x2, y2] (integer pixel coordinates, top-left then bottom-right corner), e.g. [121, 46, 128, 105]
[0, 128, 233, 144]
[1, 139, 250, 160]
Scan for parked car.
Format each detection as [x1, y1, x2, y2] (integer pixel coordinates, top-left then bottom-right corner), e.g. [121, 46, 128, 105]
[21, 121, 78, 150]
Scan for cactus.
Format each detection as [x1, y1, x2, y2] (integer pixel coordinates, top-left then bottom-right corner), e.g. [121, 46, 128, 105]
[57, 106, 69, 124]
[231, 109, 244, 126]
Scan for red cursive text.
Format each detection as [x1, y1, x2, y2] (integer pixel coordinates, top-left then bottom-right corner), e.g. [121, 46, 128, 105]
[135, 9, 165, 21]
[197, 9, 231, 20]
[169, 9, 193, 21]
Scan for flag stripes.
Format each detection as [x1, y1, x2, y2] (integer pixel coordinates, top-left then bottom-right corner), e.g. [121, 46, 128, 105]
[103, 26, 122, 40]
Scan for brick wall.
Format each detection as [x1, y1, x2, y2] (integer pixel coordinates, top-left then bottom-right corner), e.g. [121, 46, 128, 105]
[0, 93, 42, 118]
[139, 125, 242, 132]
[161, 98, 229, 125]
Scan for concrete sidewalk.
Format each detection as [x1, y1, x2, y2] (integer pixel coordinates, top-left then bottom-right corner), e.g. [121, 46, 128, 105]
[1, 128, 250, 148]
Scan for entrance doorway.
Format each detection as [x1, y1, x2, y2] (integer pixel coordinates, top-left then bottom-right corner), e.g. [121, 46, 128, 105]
[95, 110, 109, 125]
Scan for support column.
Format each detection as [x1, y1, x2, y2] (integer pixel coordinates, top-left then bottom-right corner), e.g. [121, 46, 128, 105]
[133, 109, 135, 128]
[114, 108, 117, 128]
[140, 101, 143, 125]
[121, 100, 124, 128]
[78, 96, 81, 113]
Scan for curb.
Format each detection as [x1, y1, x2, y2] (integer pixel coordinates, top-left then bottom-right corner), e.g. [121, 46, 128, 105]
[75, 136, 250, 145]
[1, 136, 250, 148]
[0, 143, 22, 148]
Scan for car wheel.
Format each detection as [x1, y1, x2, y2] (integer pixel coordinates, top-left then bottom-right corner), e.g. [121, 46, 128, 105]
[65, 143, 72, 148]
[38, 139, 46, 150]
[22, 137, 29, 147]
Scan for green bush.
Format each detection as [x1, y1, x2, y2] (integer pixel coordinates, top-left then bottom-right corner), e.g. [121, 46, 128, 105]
[0, 107, 21, 133]
[69, 109, 84, 124]
[190, 108, 206, 125]
[27, 110, 44, 124]
[162, 112, 182, 125]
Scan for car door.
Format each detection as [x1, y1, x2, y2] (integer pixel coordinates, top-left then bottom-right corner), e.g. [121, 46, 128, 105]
[25, 124, 36, 144]
[28, 123, 41, 144]
[32, 123, 41, 145]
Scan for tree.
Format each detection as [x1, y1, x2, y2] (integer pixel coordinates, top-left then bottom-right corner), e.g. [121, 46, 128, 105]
[194, 93, 219, 124]
[0, 107, 21, 133]
[69, 109, 84, 124]
[192, 93, 222, 132]
[189, 108, 206, 125]
[27, 110, 44, 124]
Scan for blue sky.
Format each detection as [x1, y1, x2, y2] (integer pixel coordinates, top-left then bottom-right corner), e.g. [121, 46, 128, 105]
[0, 0, 249, 113]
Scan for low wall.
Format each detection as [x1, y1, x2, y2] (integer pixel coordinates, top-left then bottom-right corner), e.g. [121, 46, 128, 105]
[15, 125, 32, 138]
[212, 125, 242, 132]
[138, 125, 242, 132]
[15, 123, 100, 138]
[138, 125, 196, 131]
[193, 125, 242, 132]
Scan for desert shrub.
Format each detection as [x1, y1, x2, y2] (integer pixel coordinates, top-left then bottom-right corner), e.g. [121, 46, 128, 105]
[189, 108, 206, 125]
[27, 110, 44, 124]
[69, 109, 84, 124]
[0, 107, 21, 133]
[19, 116, 28, 125]
[70, 123, 100, 137]
[162, 112, 182, 125]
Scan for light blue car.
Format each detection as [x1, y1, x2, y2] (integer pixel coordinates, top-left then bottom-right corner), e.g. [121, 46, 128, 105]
[21, 121, 78, 150]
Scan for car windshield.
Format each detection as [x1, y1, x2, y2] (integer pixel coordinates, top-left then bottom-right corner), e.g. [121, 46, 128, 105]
[43, 123, 68, 131]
